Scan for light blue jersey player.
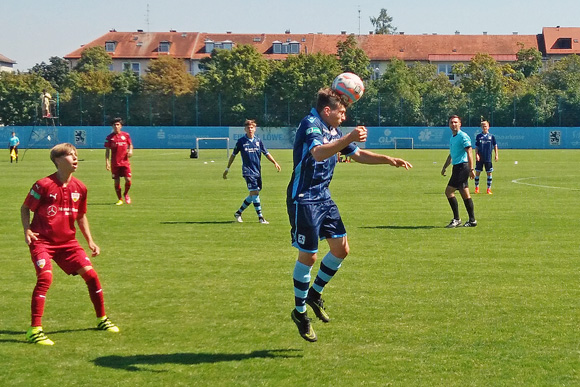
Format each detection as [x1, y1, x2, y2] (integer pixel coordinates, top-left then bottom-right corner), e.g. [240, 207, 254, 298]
[474, 120, 499, 194]
[288, 88, 412, 342]
[223, 119, 280, 224]
[440, 115, 477, 228]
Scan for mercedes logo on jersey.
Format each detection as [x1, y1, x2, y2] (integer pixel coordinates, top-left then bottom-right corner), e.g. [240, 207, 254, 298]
[46, 205, 57, 217]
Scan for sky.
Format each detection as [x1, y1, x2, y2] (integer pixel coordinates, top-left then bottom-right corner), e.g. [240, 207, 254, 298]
[2, 0, 580, 71]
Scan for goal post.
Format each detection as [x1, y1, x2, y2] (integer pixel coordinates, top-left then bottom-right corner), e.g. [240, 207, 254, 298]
[195, 137, 230, 158]
[393, 137, 414, 149]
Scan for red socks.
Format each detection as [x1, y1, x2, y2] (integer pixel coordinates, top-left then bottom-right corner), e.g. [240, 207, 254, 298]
[81, 269, 106, 318]
[31, 271, 53, 326]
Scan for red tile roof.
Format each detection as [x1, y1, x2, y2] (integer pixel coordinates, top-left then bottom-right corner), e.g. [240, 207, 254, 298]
[0, 53, 16, 64]
[63, 30, 545, 64]
[542, 27, 580, 54]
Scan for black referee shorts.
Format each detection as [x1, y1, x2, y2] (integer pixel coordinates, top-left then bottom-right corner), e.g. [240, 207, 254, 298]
[448, 162, 470, 190]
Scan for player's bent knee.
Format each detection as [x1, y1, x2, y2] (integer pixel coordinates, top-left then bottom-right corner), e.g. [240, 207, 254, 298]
[36, 270, 53, 292]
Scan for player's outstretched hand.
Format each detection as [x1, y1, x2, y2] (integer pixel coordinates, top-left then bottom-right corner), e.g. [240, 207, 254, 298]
[393, 158, 413, 170]
[274, 163, 281, 172]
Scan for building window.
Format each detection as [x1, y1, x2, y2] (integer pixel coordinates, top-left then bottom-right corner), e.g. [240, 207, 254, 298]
[105, 41, 116, 52]
[123, 62, 141, 75]
[205, 41, 215, 53]
[437, 64, 455, 81]
[552, 38, 572, 49]
[131, 63, 140, 75]
[273, 41, 300, 55]
[159, 41, 170, 53]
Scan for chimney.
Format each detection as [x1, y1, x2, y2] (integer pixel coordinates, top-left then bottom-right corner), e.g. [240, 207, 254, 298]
[369, 31, 374, 35]
[226, 31, 232, 34]
[341, 31, 346, 35]
[455, 30, 460, 35]
[483, 31, 487, 35]
[399, 32, 405, 35]
[512, 31, 518, 35]
[285, 29, 291, 34]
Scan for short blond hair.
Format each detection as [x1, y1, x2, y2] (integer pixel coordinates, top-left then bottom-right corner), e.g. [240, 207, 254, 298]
[50, 143, 77, 166]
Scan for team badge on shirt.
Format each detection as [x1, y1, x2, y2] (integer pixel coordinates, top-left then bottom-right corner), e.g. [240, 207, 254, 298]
[46, 205, 57, 217]
[71, 192, 80, 202]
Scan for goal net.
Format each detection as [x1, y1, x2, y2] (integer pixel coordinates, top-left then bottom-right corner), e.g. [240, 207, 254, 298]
[195, 137, 230, 157]
[393, 137, 414, 149]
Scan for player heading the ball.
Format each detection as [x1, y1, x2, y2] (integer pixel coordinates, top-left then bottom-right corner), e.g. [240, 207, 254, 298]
[288, 87, 412, 342]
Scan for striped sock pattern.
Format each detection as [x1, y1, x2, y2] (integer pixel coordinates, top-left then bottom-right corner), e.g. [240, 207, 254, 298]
[293, 261, 312, 313]
[237, 195, 252, 214]
[252, 195, 263, 218]
[312, 252, 343, 294]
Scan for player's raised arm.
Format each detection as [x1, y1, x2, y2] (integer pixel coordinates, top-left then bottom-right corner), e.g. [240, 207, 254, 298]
[310, 126, 367, 162]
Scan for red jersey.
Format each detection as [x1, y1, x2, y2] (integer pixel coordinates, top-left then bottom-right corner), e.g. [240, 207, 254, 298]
[105, 131, 132, 168]
[24, 173, 88, 245]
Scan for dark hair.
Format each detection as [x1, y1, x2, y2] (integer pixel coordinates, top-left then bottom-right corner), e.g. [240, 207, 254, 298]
[448, 115, 462, 124]
[316, 87, 347, 113]
[111, 117, 123, 125]
[244, 119, 256, 127]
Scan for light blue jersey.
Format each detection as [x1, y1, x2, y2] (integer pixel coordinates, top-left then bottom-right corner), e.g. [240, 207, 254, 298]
[9, 135, 19, 146]
[449, 130, 471, 165]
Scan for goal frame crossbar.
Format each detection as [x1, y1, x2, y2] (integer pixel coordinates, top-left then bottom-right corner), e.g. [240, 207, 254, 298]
[195, 137, 230, 157]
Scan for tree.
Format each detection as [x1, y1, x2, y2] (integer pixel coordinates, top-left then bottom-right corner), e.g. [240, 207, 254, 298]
[370, 8, 397, 35]
[266, 53, 341, 125]
[541, 54, 580, 125]
[31, 56, 70, 92]
[336, 35, 371, 79]
[198, 45, 271, 122]
[74, 46, 113, 72]
[143, 55, 197, 96]
[0, 72, 52, 125]
[513, 45, 543, 78]
[374, 59, 423, 125]
[454, 53, 516, 123]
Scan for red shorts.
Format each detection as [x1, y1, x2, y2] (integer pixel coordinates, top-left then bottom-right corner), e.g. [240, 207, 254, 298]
[111, 165, 131, 179]
[29, 240, 93, 276]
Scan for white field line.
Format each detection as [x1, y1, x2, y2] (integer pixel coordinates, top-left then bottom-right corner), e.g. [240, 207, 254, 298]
[512, 177, 579, 191]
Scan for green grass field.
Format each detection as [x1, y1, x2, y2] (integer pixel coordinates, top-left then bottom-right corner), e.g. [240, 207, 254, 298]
[1, 147, 579, 386]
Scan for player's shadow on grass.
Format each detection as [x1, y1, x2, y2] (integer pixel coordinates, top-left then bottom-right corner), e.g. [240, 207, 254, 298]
[0, 328, 98, 345]
[161, 221, 235, 225]
[360, 225, 437, 230]
[93, 349, 302, 372]
[0, 330, 25, 344]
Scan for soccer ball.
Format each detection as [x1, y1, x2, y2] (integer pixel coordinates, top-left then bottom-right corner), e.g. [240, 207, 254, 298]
[332, 72, 365, 104]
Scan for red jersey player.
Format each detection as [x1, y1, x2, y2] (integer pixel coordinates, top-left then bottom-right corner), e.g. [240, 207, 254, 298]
[105, 117, 133, 205]
[21, 143, 119, 345]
